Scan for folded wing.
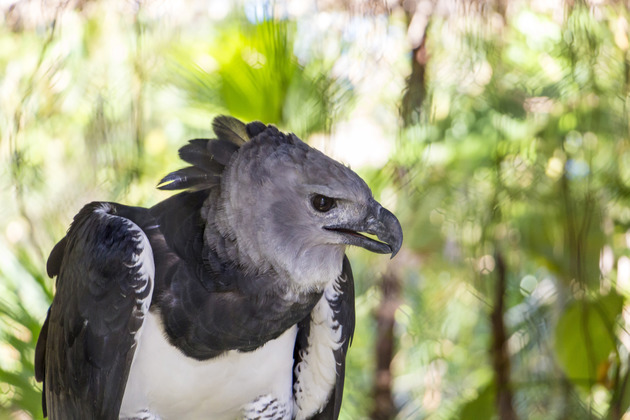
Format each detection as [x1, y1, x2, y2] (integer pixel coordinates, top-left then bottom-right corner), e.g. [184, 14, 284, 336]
[35, 202, 156, 420]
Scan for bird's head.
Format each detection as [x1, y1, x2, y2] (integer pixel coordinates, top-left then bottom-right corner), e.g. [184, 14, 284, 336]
[159, 116, 403, 293]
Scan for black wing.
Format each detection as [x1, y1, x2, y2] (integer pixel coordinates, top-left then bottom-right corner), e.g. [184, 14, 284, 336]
[35, 202, 156, 420]
[293, 256, 356, 420]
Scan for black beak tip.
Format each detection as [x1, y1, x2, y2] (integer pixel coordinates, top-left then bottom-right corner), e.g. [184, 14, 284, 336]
[388, 230, 403, 259]
[364, 204, 403, 259]
[381, 208, 403, 259]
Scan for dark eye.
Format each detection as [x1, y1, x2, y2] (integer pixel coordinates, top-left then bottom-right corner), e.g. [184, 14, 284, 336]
[311, 194, 336, 212]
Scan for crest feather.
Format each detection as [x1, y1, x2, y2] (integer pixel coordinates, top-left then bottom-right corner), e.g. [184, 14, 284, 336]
[212, 116, 249, 146]
[207, 139, 240, 167]
[158, 115, 269, 192]
[157, 167, 221, 191]
[178, 139, 224, 174]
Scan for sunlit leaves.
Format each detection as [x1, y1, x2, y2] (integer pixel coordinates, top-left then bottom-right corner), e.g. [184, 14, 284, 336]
[169, 18, 349, 136]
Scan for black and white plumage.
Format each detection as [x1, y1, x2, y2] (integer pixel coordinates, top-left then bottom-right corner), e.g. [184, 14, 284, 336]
[35, 116, 403, 420]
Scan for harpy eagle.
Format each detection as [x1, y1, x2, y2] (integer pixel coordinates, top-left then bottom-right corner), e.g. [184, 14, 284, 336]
[35, 116, 403, 420]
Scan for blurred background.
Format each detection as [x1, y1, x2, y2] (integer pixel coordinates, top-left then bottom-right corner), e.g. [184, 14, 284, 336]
[1, 0, 630, 419]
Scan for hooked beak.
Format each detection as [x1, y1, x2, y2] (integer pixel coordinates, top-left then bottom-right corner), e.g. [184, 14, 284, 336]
[324, 199, 403, 258]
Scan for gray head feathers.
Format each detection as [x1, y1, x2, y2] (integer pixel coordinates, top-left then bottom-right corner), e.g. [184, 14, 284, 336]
[158, 115, 402, 294]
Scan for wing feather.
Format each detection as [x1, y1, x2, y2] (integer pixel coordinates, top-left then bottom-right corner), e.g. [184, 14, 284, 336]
[35, 202, 155, 420]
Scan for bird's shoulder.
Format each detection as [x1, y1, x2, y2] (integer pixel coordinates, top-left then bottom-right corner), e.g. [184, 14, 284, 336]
[36, 201, 157, 419]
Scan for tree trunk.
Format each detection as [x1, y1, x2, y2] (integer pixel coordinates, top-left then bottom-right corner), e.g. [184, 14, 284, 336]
[370, 270, 401, 420]
[491, 251, 518, 420]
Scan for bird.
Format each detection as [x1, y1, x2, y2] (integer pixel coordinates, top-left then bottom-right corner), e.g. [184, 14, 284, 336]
[35, 115, 403, 420]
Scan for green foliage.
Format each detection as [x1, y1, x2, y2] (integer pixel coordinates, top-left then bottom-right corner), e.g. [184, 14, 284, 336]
[0, 241, 49, 419]
[554, 293, 624, 388]
[459, 383, 496, 420]
[169, 17, 350, 136]
[391, 2, 630, 419]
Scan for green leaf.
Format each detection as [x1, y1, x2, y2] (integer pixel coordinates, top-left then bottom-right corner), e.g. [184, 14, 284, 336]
[553, 293, 624, 387]
[459, 383, 496, 420]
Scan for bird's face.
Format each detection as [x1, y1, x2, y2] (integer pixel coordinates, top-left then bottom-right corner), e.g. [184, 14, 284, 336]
[221, 132, 403, 292]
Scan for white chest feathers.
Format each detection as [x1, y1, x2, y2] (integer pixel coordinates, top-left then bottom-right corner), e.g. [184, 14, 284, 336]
[120, 312, 297, 420]
[119, 278, 346, 420]
[293, 278, 345, 419]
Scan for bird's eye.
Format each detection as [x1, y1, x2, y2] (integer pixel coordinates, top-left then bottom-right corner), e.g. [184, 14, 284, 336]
[311, 194, 336, 212]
